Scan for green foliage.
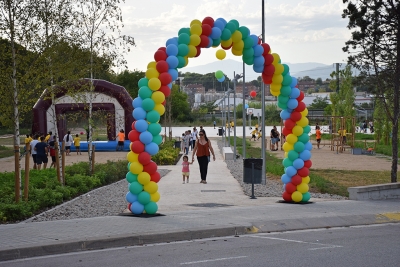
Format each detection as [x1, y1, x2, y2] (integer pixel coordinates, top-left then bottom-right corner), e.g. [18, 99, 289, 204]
[110, 70, 144, 98]
[152, 140, 180, 165]
[308, 96, 329, 110]
[0, 145, 14, 159]
[171, 86, 191, 122]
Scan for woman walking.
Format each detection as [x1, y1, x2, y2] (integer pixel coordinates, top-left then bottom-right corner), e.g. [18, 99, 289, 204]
[191, 129, 216, 184]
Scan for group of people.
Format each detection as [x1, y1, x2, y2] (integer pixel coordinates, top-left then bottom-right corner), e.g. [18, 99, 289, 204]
[180, 126, 216, 184]
[25, 130, 82, 170]
[358, 120, 374, 133]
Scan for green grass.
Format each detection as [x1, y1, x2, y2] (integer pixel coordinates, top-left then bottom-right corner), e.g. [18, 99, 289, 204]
[0, 145, 14, 159]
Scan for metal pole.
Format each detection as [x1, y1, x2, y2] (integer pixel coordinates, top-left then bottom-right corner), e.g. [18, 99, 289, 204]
[242, 62, 246, 181]
[228, 88, 231, 143]
[261, 0, 266, 185]
[223, 83, 226, 147]
[233, 72, 237, 162]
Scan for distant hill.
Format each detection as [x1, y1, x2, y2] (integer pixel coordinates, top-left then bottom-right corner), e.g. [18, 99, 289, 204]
[181, 59, 354, 80]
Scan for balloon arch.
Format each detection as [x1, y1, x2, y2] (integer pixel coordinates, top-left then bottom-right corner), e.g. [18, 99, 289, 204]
[125, 17, 312, 214]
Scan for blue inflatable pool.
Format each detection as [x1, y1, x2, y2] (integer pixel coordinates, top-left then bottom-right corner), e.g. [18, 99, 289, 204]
[67, 140, 130, 152]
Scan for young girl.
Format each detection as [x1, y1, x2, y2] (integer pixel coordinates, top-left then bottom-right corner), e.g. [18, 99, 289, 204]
[181, 155, 192, 184]
[74, 134, 82, 155]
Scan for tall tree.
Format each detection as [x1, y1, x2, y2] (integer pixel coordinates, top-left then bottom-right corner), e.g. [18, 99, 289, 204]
[342, 0, 400, 182]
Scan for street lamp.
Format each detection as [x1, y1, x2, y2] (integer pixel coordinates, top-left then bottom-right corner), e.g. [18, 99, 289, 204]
[233, 72, 244, 162]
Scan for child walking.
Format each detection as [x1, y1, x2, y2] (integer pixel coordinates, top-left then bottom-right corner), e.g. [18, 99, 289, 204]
[181, 155, 193, 184]
[74, 134, 82, 155]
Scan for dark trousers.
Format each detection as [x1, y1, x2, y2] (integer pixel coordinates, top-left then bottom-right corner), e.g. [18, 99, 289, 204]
[192, 140, 196, 149]
[197, 156, 209, 181]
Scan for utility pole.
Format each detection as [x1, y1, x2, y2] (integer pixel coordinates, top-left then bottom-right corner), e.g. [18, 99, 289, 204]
[336, 63, 340, 93]
[261, 0, 266, 185]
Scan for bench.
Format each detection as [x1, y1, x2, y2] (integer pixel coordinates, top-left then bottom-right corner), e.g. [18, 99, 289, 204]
[348, 183, 400, 200]
[222, 147, 234, 160]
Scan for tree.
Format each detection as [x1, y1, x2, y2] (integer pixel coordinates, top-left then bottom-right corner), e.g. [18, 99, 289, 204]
[308, 96, 329, 110]
[342, 0, 400, 182]
[198, 102, 217, 113]
[111, 70, 144, 98]
[170, 86, 191, 122]
[316, 77, 323, 85]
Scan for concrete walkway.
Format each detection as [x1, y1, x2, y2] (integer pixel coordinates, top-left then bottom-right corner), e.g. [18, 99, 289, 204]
[1, 140, 400, 261]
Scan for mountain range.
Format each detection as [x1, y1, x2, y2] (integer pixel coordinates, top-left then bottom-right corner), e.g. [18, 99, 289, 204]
[182, 59, 350, 80]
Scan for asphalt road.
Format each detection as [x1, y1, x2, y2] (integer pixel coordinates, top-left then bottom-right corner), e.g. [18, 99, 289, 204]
[1, 223, 399, 267]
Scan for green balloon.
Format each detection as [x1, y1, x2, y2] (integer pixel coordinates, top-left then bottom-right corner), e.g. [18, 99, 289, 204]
[243, 55, 254, 65]
[142, 98, 155, 112]
[298, 133, 310, 144]
[138, 78, 148, 88]
[243, 36, 254, 49]
[278, 95, 289, 104]
[303, 125, 311, 134]
[221, 28, 232, 41]
[178, 27, 190, 35]
[152, 134, 163, 145]
[294, 142, 305, 153]
[139, 86, 152, 99]
[282, 74, 292, 86]
[145, 201, 158, 214]
[282, 64, 290, 76]
[147, 110, 160, 123]
[129, 182, 143, 195]
[238, 26, 250, 39]
[229, 19, 240, 30]
[277, 101, 287, 110]
[283, 158, 293, 168]
[127, 162, 131, 171]
[225, 22, 237, 34]
[302, 192, 311, 202]
[138, 191, 151, 205]
[242, 48, 254, 58]
[126, 172, 138, 183]
[177, 56, 186, 68]
[215, 70, 224, 79]
[148, 123, 161, 136]
[280, 85, 292, 96]
[288, 150, 299, 161]
[178, 44, 189, 57]
[178, 33, 190, 45]
[212, 38, 221, 47]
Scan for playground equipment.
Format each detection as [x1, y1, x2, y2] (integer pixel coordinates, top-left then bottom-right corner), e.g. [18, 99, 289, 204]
[330, 116, 356, 153]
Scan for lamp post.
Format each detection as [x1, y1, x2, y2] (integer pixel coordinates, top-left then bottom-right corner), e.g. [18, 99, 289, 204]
[233, 72, 243, 162]
[261, 0, 266, 185]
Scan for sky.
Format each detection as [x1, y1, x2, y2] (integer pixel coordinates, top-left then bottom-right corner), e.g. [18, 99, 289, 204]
[119, 0, 351, 73]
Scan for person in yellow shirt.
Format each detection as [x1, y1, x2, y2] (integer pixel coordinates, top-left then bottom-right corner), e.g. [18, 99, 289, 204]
[45, 132, 51, 143]
[257, 129, 262, 140]
[338, 127, 347, 144]
[230, 121, 234, 131]
[74, 134, 82, 155]
[250, 128, 258, 141]
[24, 134, 32, 154]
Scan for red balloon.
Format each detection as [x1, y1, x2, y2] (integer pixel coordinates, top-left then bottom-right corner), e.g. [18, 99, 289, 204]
[161, 100, 166, 106]
[199, 35, 209, 47]
[201, 24, 212, 36]
[202, 16, 214, 27]
[156, 60, 169, 73]
[290, 111, 302, 122]
[295, 101, 306, 112]
[257, 37, 262, 45]
[261, 73, 272, 84]
[297, 91, 305, 102]
[131, 121, 136, 130]
[158, 47, 166, 52]
[127, 203, 132, 210]
[150, 171, 161, 183]
[291, 174, 302, 186]
[285, 182, 297, 194]
[284, 119, 296, 130]
[154, 50, 167, 62]
[261, 43, 271, 55]
[159, 72, 172, 85]
[138, 152, 151, 165]
[195, 46, 201, 57]
[128, 130, 140, 142]
[282, 191, 292, 202]
[297, 167, 310, 177]
[262, 64, 275, 76]
[221, 44, 232, 50]
[250, 91, 257, 97]
[143, 161, 157, 175]
[282, 127, 292, 136]
[159, 85, 171, 97]
[264, 54, 274, 65]
[304, 160, 312, 169]
[131, 140, 144, 154]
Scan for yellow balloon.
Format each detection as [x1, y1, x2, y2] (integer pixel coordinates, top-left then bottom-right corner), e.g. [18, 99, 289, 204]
[147, 61, 156, 69]
[190, 24, 202, 35]
[187, 45, 197, 57]
[297, 183, 309, 193]
[148, 78, 161, 91]
[150, 192, 160, 202]
[282, 142, 294, 152]
[271, 74, 283, 84]
[302, 176, 310, 184]
[286, 134, 298, 144]
[189, 34, 201, 46]
[154, 104, 165, 116]
[151, 91, 165, 104]
[145, 68, 159, 79]
[270, 83, 281, 91]
[301, 108, 309, 117]
[292, 125, 304, 136]
[129, 161, 143, 175]
[272, 53, 280, 64]
[270, 86, 281, 93]
[231, 30, 243, 42]
[274, 64, 284, 74]
[216, 49, 226, 60]
[270, 89, 280, 97]
[221, 38, 232, 47]
[126, 151, 139, 163]
[296, 117, 309, 127]
[232, 40, 244, 50]
[190, 19, 202, 27]
[231, 48, 242, 56]
[138, 171, 151, 185]
[284, 152, 288, 158]
[144, 181, 158, 194]
[291, 191, 303, 202]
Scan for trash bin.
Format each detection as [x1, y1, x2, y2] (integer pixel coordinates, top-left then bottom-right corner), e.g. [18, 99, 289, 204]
[243, 158, 262, 184]
[218, 127, 223, 136]
[174, 141, 181, 149]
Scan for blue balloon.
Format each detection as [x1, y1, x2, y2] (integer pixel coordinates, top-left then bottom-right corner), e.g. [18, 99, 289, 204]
[132, 97, 143, 109]
[253, 56, 265, 67]
[211, 27, 222, 39]
[249, 34, 259, 47]
[126, 192, 137, 203]
[290, 87, 300, 99]
[253, 45, 264, 57]
[304, 141, 313, 151]
[290, 76, 298, 88]
[166, 37, 178, 47]
[218, 76, 225, 82]
[293, 158, 305, 170]
[253, 64, 264, 73]
[135, 119, 148, 133]
[281, 174, 291, 184]
[130, 201, 144, 214]
[132, 107, 146, 120]
[287, 98, 299, 109]
[168, 68, 178, 81]
[285, 166, 297, 177]
[166, 56, 179, 69]
[213, 20, 225, 31]
[166, 44, 178, 56]
[280, 109, 291, 120]
[145, 142, 159, 156]
[245, 104, 249, 109]
[300, 150, 311, 161]
[167, 83, 172, 89]
[207, 37, 213, 48]
[139, 131, 153, 145]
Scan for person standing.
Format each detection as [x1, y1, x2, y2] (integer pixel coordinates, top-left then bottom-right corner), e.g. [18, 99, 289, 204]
[49, 141, 56, 168]
[34, 136, 49, 170]
[191, 127, 198, 150]
[116, 129, 125, 151]
[183, 131, 191, 155]
[316, 126, 322, 149]
[213, 120, 216, 129]
[63, 131, 73, 156]
[270, 126, 279, 151]
[30, 134, 40, 169]
[192, 129, 216, 184]
[181, 155, 193, 184]
[74, 134, 82, 155]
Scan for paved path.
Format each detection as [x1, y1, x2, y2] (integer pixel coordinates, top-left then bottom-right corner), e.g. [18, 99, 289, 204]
[1, 140, 399, 261]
